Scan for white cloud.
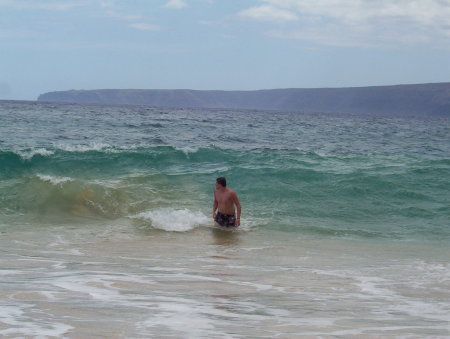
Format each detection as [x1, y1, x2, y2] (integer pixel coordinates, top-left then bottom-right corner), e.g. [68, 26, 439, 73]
[96, 2, 162, 32]
[129, 23, 162, 31]
[163, 0, 188, 9]
[239, 0, 450, 47]
[99, 0, 114, 9]
[0, 0, 87, 11]
[238, 5, 298, 23]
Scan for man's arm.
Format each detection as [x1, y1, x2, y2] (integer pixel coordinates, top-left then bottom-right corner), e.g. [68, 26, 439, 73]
[232, 192, 241, 226]
[212, 191, 218, 219]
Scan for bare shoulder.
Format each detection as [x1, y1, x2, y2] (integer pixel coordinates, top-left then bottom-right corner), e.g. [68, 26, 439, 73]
[227, 188, 239, 198]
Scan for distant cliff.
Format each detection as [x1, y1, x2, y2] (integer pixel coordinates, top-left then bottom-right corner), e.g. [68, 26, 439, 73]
[38, 83, 450, 116]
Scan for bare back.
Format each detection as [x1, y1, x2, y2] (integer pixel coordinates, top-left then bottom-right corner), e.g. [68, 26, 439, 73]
[214, 188, 237, 215]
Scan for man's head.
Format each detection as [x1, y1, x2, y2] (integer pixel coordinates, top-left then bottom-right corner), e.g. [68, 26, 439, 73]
[216, 177, 226, 189]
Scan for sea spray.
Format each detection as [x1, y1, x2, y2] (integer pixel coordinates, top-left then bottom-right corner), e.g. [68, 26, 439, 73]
[132, 208, 210, 232]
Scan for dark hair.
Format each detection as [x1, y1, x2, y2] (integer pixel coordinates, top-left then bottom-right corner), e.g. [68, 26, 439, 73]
[216, 177, 226, 187]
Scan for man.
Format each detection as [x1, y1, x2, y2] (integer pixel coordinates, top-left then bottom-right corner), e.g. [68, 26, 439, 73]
[212, 177, 241, 227]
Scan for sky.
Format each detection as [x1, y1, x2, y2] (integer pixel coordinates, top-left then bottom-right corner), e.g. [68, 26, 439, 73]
[1, 0, 450, 100]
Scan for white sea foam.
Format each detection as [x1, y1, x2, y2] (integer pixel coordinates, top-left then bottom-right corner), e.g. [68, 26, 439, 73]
[313, 266, 450, 331]
[54, 141, 113, 152]
[353, 276, 396, 298]
[132, 208, 209, 232]
[138, 298, 223, 338]
[174, 146, 199, 156]
[232, 216, 261, 232]
[36, 174, 73, 185]
[137, 296, 285, 338]
[0, 304, 73, 337]
[17, 148, 54, 159]
[52, 275, 142, 301]
[53, 142, 146, 153]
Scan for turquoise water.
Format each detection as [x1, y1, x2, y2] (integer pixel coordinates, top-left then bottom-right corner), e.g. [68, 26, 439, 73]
[0, 100, 449, 338]
[1, 100, 449, 239]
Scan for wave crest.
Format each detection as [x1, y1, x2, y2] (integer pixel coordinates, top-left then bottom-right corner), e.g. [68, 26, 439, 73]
[36, 174, 73, 185]
[1, 175, 130, 219]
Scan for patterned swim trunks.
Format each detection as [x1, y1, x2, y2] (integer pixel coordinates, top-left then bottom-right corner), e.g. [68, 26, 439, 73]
[214, 212, 236, 227]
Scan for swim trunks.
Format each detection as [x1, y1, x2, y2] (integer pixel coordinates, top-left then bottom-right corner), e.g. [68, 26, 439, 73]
[214, 212, 236, 227]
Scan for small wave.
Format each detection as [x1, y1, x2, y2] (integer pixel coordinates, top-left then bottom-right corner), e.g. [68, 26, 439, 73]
[299, 225, 392, 239]
[140, 122, 164, 128]
[54, 142, 115, 153]
[36, 174, 73, 185]
[173, 146, 200, 156]
[132, 208, 209, 232]
[17, 148, 55, 160]
[53, 142, 162, 153]
[1, 176, 130, 219]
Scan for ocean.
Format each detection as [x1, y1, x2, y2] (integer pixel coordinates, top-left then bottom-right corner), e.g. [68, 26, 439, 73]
[0, 100, 449, 338]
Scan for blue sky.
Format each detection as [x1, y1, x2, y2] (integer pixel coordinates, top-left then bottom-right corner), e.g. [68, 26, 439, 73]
[1, 0, 450, 100]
